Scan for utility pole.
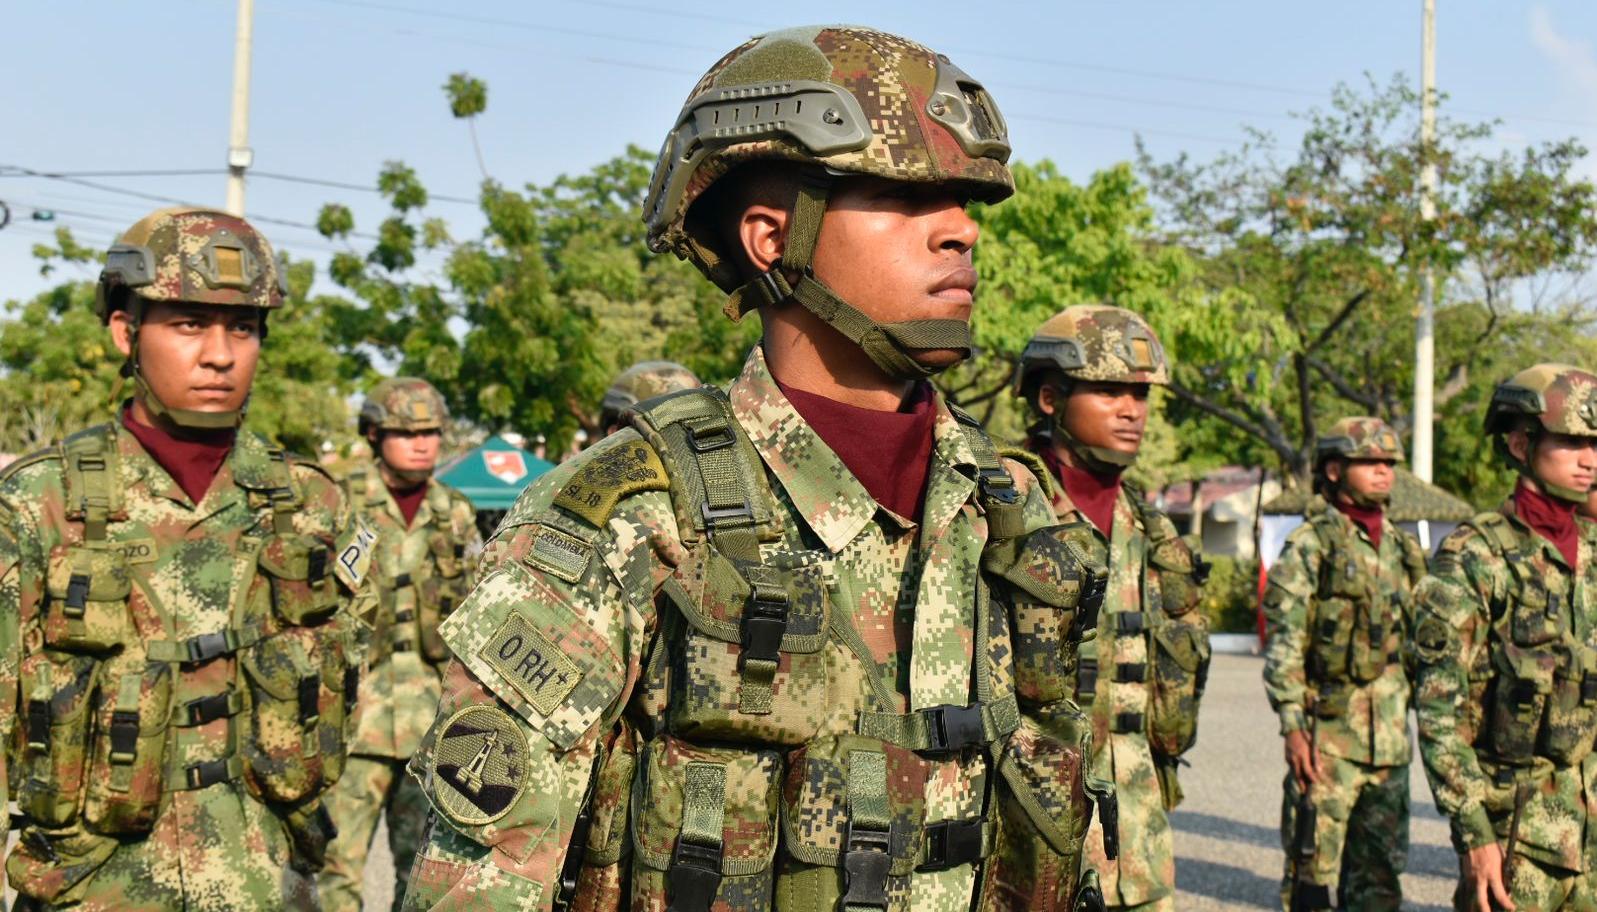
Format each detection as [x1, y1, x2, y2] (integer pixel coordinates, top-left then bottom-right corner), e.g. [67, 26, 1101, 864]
[225, 0, 255, 216]
[1413, 0, 1437, 548]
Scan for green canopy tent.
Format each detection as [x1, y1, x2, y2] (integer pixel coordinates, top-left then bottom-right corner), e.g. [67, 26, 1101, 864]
[436, 434, 555, 511]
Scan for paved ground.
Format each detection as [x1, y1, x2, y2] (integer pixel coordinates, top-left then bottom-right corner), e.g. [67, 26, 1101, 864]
[360, 652, 1459, 911]
[1172, 652, 1456, 911]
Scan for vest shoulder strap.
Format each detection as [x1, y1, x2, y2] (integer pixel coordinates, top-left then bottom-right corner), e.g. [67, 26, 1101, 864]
[625, 387, 776, 562]
[61, 423, 123, 541]
[946, 403, 1027, 542]
[1465, 510, 1521, 561]
[996, 445, 1053, 504]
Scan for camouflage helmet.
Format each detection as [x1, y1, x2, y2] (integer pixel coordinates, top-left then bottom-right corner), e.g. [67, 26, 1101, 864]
[96, 207, 286, 322]
[1315, 417, 1404, 466]
[360, 377, 448, 436]
[644, 25, 1013, 295]
[1016, 304, 1171, 403]
[601, 361, 702, 424]
[1485, 363, 1597, 438]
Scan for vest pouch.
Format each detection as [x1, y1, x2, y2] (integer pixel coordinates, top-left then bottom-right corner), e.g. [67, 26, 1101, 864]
[1540, 651, 1597, 766]
[5, 823, 118, 907]
[1149, 535, 1204, 619]
[981, 709, 1094, 912]
[417, 573, 466, 665]
[241, 628, 328, 804]
[1147, 615, 1211, 760]
[631, 735, 781, 912]
[316, 618, 358, 786]
[1348, 596, 1398, 685]
[568, 724, 638, 912]
[16, 651, 98, 828]
[44, 545, 131, 653]
[662, 547, 831, 746]
[258, 533, 340, 626]
[82, 654, 171, 835]
[986, 522, 1107, 707]
[1510, 580, 1562, 647]
[1307, 602, 1354, 684]
[1487, 641, 1554, 764]
[429, 528, 465, 581]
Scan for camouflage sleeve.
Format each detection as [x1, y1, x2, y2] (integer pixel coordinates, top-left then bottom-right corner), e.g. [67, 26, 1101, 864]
[1412, 527, 1500, 849]
[1261, 525, 1321, 734]
[402, 458, 674, 911]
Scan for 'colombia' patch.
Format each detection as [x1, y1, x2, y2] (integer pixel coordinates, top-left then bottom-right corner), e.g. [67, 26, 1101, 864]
[552, 438, 668, 527]
[430, 704, 531, 827]
[481, 612, 584, 717]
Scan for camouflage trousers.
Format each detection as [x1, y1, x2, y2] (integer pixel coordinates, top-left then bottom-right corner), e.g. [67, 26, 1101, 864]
[1278, 754, 1408, 912]
[318, 755, 430, 912]
[1083, 733, 1175, 909]
[11, 786, 317, 911]
[1449, 853, 1597, 912]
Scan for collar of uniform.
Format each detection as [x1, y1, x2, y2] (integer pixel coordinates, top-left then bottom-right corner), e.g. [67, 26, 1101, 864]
[1313, 495, 1387, 549]
[1499, 495, 1575, 569]
[116, 420, 252, 514]
[363, 458, 429, 528]
[730, 346, 978, 553]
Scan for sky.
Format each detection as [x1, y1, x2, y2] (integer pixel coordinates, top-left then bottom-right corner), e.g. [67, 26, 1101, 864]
[3, 0, 1597, 305]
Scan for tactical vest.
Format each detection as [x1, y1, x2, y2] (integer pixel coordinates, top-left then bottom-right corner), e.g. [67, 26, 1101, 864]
[8, 425, 365, 903]
[1072, 489, 1211, 769]
[545, 389, 1112, 912]
[345, 467, 470, 667]
[1302, 511, 1424, 719]
[1466, 512, 1597, 772]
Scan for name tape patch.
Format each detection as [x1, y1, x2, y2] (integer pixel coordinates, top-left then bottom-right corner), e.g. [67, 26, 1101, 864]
[481, 612, 583, 717]
[114, 537, 159, 565]
[334, 517, 377, 590]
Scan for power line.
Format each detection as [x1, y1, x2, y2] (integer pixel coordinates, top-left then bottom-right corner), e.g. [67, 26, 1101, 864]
[0, 165, 480, 207]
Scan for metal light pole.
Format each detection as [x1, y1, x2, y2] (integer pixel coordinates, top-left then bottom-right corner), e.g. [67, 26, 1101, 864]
[225, 0, 255, 216]
[1413, 0, 1437, 548]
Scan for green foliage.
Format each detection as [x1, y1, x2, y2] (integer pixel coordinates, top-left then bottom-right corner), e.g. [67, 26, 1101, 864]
[1197, 554, 1262, 634]
[443, 72, 488, 120]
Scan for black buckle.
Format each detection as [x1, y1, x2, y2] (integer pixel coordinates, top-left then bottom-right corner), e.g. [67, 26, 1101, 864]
[700, 500, 754, 528]
[1099, 791, 1120, 860]
[1115, 662, 1147, 683]
[186, 758, 232, 789]
[739, 588, 789, 667]
[186, 691, 235, 726]
[393, 572, 413, 588]
[1510, 680, 1539, 710]
[841, 821, 892, 909]
[393, 641, 416, 653]
[185, 630, 234, 663]
[754, 267, 788, 307]
[64, 574, 91, 615]
[976, 466, 1019, 505]
[109, 710, 140, 762]
[688, 422, 736, 453]
[1583, 673, 1597, 705]
[1080, 568, 1107, 615]
[297, 675, 321, 727]
[395, 609, 415, 623]
[666, 837, 723, 912]
[454, 543, 466, 559]
[1076, 658, 1099, 701]
[306, 548, 328, 585]
[26, 700, 51, 751]
[920, 817, 984, 871]
[1115, 612, 1147, 634]
[922, 703, 986, 754]
[1111, 712, 1144, 734]
[1192, 555, 1212, 585]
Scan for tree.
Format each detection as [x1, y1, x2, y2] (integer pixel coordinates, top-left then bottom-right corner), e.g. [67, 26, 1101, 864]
[1137, 76, 1597, 494]
[444, 72, 490, 181]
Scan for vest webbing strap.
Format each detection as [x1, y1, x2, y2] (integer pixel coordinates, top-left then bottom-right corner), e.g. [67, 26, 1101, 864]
[63, 426, 121, 543]
[856, 693, 1020, 754]
[164, 753, 244, 791]
[948, 408, 1028, 542]
[667, 761, 725, 912]
[146, 619, 268, 663]
[842, 749, 893, 912]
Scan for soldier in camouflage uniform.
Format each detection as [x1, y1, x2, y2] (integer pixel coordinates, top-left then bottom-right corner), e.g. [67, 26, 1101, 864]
[599, 361, 702, 435]
[1017, 304, 1213, 912]
[319, 378, 480, 911]
[1262, 417, 1427, 911]
[1413, 364, 1597, 912]
[0, 207, 375, 910]
[401, 26, 1113, 912]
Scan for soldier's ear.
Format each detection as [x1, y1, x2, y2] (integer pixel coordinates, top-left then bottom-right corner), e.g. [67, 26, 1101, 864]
[1507, 427, 1532, 464]
[108, 309, 135, 359]
[1324, 460, 1343, 484]
[738, 203, 789, 275]
[1037, 383, 1060, 418]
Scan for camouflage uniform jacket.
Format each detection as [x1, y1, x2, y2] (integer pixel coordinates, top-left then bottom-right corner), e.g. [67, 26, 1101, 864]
[1413, 501, 1597, 871]
[1047, 481, 1199, 907]
[0, 419, 374, 909]
[343, 462, 479, 759]
[403, 347, 1098, 912]
[1262, 498, 1425, 766]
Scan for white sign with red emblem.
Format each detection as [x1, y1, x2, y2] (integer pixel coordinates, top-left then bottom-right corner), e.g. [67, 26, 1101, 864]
[484, 450, 529, 485]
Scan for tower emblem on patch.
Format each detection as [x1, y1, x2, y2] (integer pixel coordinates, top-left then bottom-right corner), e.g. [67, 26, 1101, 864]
[430, 704, 530, 826]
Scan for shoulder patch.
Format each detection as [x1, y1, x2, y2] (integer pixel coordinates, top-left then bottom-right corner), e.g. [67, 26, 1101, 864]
[481, 612, 584, 716]
[429, 704, 532, 827]
[333, 516, 378, 590]
[552, 439, 668, 528]
[1412, 614, 1455, 664]
[524, 523, 593, 583]
[997, 445, 1053, 502]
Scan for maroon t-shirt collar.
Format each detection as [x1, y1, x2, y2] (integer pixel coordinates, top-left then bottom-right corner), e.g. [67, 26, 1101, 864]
[1333, 499, 1385, 550]
[1036, 440, 1120, 538]
[121, 405, 235, 505]
[776, 380, 938, 522]
[1515, 478, 1580, 568]
[388, 481, 428, 527]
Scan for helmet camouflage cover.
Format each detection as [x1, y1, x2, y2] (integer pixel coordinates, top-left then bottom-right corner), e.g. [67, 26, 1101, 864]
[1017, 304, 1171, 402]
[601, 360, 702, 419]
[1485, 363, 1597, 438]
[361, 377, 448, 434]
[1316, 416, 1404, 465]
[96, 206, 286, 322]
[644, 24, 1013, 296]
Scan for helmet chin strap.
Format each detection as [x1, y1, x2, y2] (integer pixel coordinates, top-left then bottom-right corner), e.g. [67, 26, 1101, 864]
[733, 172, 972, 382]
[1527, 472, 1589, 505]
[125, 305, 246, 431]
[1051, 411, 1135, 476]
[1340, 482, 1390, 509]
